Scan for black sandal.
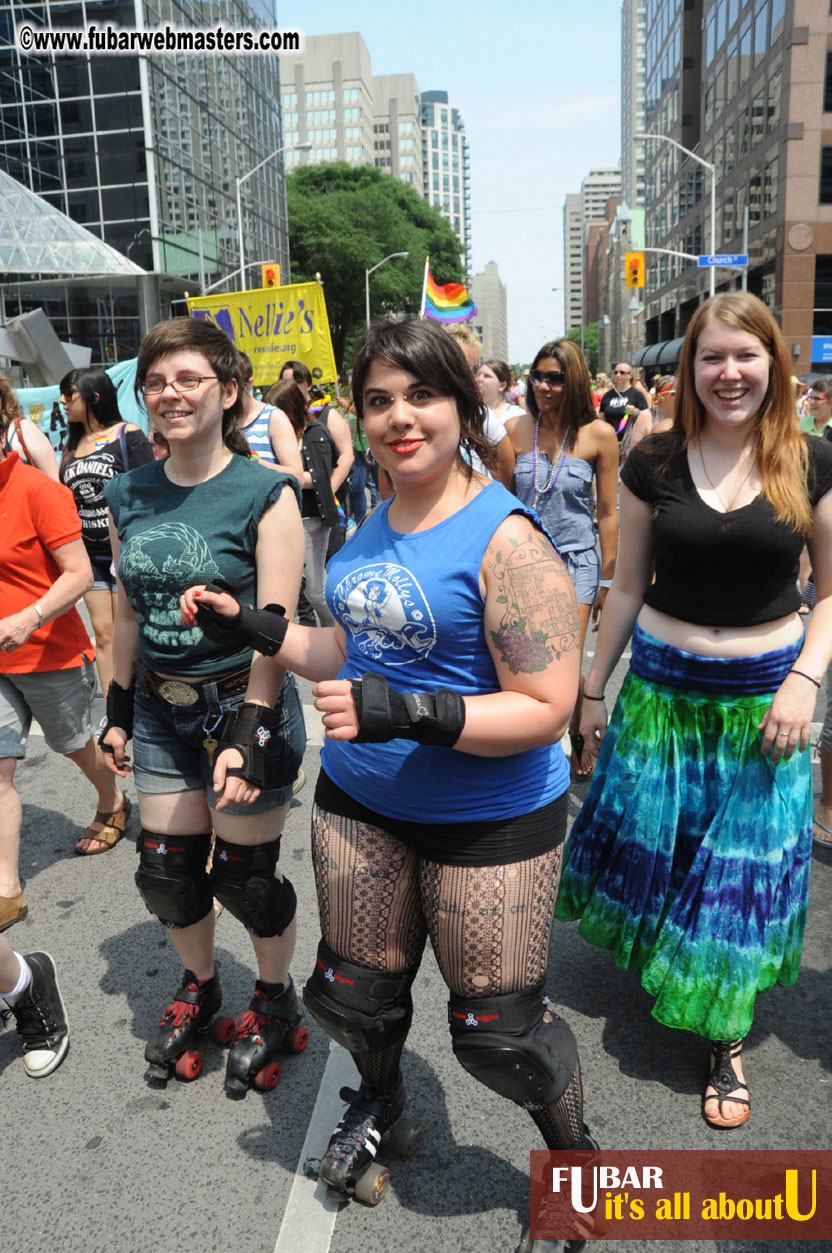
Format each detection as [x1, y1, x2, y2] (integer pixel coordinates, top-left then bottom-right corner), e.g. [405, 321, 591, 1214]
[703, 1039, 750, 1129]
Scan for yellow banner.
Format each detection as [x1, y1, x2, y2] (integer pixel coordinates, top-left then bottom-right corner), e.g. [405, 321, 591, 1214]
[186, 281, 337, 387]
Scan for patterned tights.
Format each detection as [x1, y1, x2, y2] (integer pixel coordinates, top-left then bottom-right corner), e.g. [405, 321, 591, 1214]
[311, 806, 586, 1148]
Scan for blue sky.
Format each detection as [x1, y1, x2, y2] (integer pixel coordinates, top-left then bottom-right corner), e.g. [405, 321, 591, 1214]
[278, 0, 624, 360]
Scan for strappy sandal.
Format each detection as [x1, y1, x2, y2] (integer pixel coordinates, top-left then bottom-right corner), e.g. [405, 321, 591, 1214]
[75, 795, 132, 856]
[703, 1039, 750, 1130]
[812, 816, 832, 850]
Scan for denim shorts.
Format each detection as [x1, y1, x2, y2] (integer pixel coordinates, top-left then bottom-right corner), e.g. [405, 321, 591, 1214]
[132, 668, 306, 814]
[88, 550, 118, 592]
[563, 545, 600, 605]
[0, 657, 96, 757]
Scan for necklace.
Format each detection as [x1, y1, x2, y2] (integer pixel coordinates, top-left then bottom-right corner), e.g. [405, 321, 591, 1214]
[532, 417, 569, 510]
[697, 444, 756, 513]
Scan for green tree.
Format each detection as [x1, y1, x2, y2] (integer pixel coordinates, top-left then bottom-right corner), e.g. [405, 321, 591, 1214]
[286, 162, 464, 374]
[566, 322, 599, 376]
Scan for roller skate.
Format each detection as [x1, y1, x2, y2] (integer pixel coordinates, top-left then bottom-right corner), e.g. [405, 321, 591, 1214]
[144, 969, 232, 1085]
[224, 977, 308, 1098]
[518, 1128, 600, 1253]
[318, 1076, 422, 1206]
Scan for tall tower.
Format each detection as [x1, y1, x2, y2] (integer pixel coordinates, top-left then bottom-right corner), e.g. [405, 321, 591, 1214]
[421, 90, 471, 272]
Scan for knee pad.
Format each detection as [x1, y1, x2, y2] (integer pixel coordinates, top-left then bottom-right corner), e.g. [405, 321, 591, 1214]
[448, 983, 578, 1107]
[303, 939, 416, 1053]
[209, 836, 296, 938]
[135, 829, 213, 929]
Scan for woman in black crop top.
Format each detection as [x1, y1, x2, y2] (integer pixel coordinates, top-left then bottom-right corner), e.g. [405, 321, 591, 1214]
[556, 292, 832, 1132]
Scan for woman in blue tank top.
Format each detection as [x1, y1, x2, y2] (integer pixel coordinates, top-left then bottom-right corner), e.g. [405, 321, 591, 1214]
[182, 316, 597, 1245]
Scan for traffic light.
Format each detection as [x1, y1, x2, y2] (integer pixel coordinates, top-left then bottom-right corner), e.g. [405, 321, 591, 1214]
[261, 262, 280, 288]
[625, 252, 644, 288]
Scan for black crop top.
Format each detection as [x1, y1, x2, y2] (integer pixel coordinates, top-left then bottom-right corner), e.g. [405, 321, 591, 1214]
[620, 432, 832, 627]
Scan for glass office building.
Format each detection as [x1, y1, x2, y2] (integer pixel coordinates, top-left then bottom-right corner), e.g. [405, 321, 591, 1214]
[0, 0, 290, 359]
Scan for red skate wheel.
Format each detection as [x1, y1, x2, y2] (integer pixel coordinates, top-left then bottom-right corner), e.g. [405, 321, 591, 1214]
[254, 1061, 281, 1091]
[354, 1165, 390, 1206]
[175, 1049, 202, 1081]
[211, 1016, 236, 1046]
[285, 1024, 308, 1053]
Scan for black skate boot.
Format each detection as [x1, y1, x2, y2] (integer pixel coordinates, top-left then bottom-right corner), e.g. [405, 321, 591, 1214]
[224, 977, 308, 1098]
[144, 969, 222, 1085]
[319, 1076, 422, 1206]
[518, 1128, 600, 1253]
[2, 952, 69, 1078]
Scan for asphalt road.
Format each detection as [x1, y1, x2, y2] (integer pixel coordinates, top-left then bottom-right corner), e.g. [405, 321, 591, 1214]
[3, 650, 831, 1253]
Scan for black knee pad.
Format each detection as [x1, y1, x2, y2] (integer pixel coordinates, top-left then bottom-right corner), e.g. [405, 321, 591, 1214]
[448, 983, 578, 1106]
[303, 939, 416, 1053]
[135, 829, 213, 929]
[209, 836, 296, 937]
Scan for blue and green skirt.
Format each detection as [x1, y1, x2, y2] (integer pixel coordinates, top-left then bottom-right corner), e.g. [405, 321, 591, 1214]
[556, 624, 812, 1040]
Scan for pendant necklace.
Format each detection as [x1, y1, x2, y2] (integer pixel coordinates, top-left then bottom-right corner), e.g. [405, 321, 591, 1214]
[532, 417, 569, 510]
[698, 444, 756, 512]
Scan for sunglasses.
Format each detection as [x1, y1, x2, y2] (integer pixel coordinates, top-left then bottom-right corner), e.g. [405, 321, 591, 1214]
[530, 369, 566, 387]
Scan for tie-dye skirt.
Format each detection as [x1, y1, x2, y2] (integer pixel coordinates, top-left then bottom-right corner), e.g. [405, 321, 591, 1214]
[555, 623, 811, 1040]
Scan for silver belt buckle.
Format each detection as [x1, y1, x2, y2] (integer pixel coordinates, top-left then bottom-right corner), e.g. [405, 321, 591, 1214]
[157, 679, 199, 707]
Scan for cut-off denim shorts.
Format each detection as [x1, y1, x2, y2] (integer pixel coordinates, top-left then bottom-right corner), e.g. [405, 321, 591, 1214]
[133, 667, 306, 814]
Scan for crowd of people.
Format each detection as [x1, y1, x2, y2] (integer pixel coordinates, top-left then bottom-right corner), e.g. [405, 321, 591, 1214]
[2, 292, 830, 1248]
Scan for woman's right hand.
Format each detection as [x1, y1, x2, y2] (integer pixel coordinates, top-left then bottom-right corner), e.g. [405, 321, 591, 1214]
[100, 726, 131, 776]
[179, 585, 240, 626]
[578, 695, 608, 767]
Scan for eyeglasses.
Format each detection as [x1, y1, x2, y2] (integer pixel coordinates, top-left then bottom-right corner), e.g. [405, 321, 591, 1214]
[530, 369, 566, 387]
[143, 374, 219, 396]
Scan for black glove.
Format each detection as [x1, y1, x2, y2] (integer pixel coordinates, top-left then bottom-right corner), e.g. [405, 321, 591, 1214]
[98, 678, 135, 754]
[350, 673, 465, 747]
[222, 702, 278, 790]
[194, 580, 288, 657]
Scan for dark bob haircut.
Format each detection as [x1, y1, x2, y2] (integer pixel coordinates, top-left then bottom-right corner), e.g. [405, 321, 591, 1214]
[134, 317, 248, 457]
[351, 315, 496, 477]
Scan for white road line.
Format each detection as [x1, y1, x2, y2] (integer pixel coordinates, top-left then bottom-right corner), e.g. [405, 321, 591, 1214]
[273, 1040, 358, 1253]
[303, 704, 324, 746]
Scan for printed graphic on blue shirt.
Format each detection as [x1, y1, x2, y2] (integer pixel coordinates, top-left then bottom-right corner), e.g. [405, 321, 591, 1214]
[119, 522, 220, 648]
[331, 562, 436, 666]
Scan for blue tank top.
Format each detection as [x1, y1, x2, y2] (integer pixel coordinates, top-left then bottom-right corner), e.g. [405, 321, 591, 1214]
[514, 451, 596, 554]
[322, 480, 569, 823]
[240, 404, 279, 465]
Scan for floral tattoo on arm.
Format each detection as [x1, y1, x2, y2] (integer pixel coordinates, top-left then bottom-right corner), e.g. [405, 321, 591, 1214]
[488, 533, 580, 675]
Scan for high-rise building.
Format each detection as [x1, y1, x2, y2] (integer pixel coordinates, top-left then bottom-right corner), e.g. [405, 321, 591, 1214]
[640, 0, 830, 374]
[469, 261, 508, 361]
[562, 167, 622, 335]
[563, 193, 583, 332]
[372, 73, 422, 191]
[281, 36, 471, 266]
[0, 0, 290, 357]
[622, 0, 647, 207]
[280, 32, 374, 169]
[421, 90, 472, 272]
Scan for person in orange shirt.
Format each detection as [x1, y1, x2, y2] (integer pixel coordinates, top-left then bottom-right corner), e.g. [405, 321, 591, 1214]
[0, 421, 131, 930]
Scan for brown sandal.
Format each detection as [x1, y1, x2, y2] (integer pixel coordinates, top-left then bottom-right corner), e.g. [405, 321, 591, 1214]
[75, 795, 132, 856]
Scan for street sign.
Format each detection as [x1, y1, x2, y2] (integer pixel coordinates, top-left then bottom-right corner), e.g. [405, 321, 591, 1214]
[697, 254, 748, 267]
[811, 336, 832, 364]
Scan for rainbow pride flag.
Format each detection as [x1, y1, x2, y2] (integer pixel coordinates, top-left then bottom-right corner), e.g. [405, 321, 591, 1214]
[421, 263, 477, 323]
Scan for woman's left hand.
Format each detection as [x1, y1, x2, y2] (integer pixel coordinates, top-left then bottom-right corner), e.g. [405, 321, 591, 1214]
[758, 673, 816, 763]
[0, 608, 38, 653]
[313, 678, 359, 740]
[590, 585, 609, 631]
[213, 747, 261, 809]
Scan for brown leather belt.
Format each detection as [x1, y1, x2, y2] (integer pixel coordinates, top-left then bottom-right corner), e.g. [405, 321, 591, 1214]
[145, 666, 250, 707]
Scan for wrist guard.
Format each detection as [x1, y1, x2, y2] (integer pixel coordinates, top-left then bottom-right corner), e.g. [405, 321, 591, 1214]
[351, 673, 465, 747]
[99, 678, 135, 752]
[194, 580, 288, 657]
[223, 702, 277, 790]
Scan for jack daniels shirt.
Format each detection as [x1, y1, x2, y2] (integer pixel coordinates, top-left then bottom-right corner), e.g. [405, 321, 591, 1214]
[61, 427, 154, 553]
